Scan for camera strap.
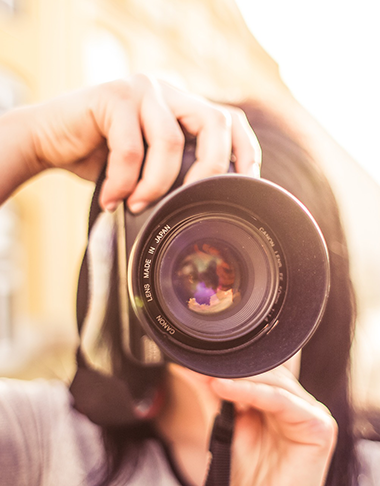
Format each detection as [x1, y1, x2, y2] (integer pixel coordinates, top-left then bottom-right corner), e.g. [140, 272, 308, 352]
[205, 400, 235, 486]
[70, 165, 165, 425]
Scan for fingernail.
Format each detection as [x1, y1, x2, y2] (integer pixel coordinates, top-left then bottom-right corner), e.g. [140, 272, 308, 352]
[104, 201, 120, 213]
[128, 201, 147, 214]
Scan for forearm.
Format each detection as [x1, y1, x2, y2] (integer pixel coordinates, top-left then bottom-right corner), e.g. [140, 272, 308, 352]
[0, 107, 42, 205]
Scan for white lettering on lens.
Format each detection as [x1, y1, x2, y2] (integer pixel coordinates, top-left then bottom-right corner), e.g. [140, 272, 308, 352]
[144, 283, 153, 302]
[156, 315, 175, 335]
[143, 259, 151, 279]
[275, 285, 283, 304]
[155, 225, 171, 244]
[259, 227, 275, 247]
[274, 250, 283, 268]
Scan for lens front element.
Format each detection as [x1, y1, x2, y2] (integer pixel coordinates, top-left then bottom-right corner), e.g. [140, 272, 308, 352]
[173, 239, 240, 315]
[155, 214, 283, 345]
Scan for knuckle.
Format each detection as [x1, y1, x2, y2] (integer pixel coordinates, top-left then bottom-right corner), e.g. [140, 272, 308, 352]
[207, 158, 230, 176]
[228, 105, 246, 120]
[99, 79, 132, 99]
[118, 142, 144, 163]
[129, 73, 153, 89]
[159, 128, 185, 151]
[98, 74, 156, 101]
[208, 105, 232, 128]
[310, 415, 338, 450]
[228, 106, 254, 134]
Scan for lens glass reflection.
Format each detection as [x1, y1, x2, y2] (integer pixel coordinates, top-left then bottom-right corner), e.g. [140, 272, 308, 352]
[172, 240, 241, 315]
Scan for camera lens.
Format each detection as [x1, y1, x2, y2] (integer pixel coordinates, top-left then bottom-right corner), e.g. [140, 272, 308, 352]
[127, 175, 329, 377]
[154, 215, 280, 343]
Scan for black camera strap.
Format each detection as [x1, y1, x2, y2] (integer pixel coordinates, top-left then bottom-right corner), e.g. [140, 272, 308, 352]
[205, 400, 235, 486]
[75, 166, 105, 335]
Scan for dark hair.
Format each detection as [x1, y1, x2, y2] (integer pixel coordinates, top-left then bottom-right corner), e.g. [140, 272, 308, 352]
[242, 103, 358, 485]
[96, 102, 359, 485]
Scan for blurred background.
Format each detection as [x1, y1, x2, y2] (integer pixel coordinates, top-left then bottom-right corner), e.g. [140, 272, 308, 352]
[0, 0, 379, 410]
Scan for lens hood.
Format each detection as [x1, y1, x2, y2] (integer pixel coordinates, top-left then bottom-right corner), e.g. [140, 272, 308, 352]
[127, 174, 330, 378]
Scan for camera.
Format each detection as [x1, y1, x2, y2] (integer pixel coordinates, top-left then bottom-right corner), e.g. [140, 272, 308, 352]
[117, 166, 330, 378]
[71, 156, 330, 425]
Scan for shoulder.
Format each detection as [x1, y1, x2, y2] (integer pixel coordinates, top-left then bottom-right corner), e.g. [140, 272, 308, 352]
[0, 378, 71, 447]
[357, 439, 380, 486]
[0, 376, 70, 411]
[0, 378, 104, 486]
[0, 378, 82, 438]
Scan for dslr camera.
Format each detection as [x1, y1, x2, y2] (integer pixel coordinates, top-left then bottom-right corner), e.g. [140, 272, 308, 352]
[116, 157, 330, 379]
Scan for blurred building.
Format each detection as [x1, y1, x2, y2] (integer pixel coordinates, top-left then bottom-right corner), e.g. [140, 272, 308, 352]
[0, 0, 286, 380]
[0, 0, 379, 407]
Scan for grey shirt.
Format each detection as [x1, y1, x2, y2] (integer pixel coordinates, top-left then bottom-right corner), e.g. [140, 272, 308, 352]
[0, 378, 182, 486]
[1, 378, 379, 486]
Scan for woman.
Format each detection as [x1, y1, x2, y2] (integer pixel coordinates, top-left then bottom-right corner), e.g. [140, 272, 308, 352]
[90, 101, 355, 486]
[0, 75, 367, 485]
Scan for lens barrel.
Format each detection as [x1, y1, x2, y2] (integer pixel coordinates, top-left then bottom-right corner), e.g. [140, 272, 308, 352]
[128, 174, 329, 378]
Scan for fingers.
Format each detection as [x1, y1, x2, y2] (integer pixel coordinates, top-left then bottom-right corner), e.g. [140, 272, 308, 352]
[210, 373, 337, 449]
[228, 106, 262, 178]
[92, 76, 261, 212]
[210, 367, 337, 485]
[161, 84, 261, 184]
[93, 76, 186, 211]
[126, 77, 185, 213]
[234, 364, 326, 411]
[89, 82, 145, 211]
[182, 105, 233, 185]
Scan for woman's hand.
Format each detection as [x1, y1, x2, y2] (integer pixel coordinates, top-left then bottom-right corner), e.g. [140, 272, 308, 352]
[210, 365, 337, 486]
[1, 74, 261, 210]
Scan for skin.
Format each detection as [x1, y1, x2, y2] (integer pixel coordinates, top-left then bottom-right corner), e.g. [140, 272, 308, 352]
[0, 74, 337, 485]
[157, 356, 337, 486]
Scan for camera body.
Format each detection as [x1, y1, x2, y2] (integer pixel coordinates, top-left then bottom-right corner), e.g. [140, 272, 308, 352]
[117, 171, 330, 378]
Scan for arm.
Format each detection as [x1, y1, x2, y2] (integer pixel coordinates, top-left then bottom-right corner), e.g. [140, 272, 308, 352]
[0, 75, 261, 209]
